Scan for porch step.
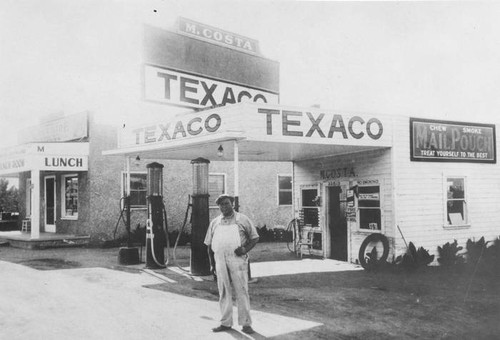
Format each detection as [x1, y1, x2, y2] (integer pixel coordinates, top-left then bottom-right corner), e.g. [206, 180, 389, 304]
[0, 233, 90, 250]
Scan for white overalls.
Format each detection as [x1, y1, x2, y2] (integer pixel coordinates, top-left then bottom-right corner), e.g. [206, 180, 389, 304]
[211, 219, 252, 328]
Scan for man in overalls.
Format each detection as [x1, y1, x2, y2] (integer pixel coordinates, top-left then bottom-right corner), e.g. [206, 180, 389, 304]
[204, 194, 259, 335]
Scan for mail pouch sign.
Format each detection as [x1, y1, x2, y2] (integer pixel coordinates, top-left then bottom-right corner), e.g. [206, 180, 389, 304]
[410, 118, 496, 163]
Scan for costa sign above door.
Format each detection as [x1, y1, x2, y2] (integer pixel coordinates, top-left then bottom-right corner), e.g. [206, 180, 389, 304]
[144, 65, 279, 109]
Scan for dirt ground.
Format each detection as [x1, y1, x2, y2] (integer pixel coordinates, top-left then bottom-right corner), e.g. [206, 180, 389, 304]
[1, 242, 499, 339]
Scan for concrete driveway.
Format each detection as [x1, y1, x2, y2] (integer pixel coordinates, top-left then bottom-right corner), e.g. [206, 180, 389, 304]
[0, 260, 325, 339]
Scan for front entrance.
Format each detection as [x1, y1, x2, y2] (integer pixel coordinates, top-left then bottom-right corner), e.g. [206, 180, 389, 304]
[328, 186, 347, 261]
[44, 176, 56, 232]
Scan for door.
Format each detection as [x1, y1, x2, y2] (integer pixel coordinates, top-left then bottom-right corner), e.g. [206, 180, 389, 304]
[328, 186, 347, 261]
[44, 176, 56, 232]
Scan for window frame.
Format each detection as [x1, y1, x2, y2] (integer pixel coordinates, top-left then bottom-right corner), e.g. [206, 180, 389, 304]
[277, 174, 293, 206]
[300, 185, 320, 227]
[357, 181, 383, 233]
[209, 173, 227, 208]
[61, 174, 79, 220]
[121, 171, 148, 210]
[443, 175, 469, 228]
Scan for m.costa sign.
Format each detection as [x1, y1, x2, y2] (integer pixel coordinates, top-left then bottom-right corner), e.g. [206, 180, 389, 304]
[410, 118, 496, 163]
[177, 17, 260, 55]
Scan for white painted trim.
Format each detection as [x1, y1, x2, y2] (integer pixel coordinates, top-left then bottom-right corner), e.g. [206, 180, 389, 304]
[30, 169, 40, 239]
[44, 175, 56, 233]
[25, 178, 32, 218]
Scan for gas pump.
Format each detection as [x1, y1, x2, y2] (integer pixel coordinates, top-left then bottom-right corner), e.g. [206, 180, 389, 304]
[145, 162, 168, 269]
[190, 158, 211, 276]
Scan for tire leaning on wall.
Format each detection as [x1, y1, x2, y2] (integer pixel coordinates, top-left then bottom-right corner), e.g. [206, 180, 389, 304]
[358, 233, 390, 269]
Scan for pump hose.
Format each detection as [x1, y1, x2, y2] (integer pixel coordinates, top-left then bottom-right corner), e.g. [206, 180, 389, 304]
[112, 197, 127, 241]
[148, 195, 200, 276]
[171, 195, 193, 273]
[146, 218, 166, 268]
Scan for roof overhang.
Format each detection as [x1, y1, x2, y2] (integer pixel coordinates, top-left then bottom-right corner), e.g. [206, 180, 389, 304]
[103, 103, 393, 162]
[0, 142, 89, 177]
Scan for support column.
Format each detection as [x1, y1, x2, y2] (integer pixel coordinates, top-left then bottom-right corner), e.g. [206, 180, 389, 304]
[233, 141, 239, 212]
[31, 169, 40, 239]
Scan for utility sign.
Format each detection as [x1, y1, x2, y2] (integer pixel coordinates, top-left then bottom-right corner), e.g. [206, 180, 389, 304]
[144, 65, 279, 109]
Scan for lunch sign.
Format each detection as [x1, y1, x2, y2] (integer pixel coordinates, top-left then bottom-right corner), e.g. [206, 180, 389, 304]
[410, 118, 496, 163]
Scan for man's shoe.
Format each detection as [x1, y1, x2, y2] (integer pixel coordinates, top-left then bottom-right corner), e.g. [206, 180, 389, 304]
[212, 325, 232, 332]
[242, 326, 255, 334]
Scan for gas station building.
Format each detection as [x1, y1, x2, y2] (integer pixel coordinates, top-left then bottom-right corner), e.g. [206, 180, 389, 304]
[1, 18, 499, 264]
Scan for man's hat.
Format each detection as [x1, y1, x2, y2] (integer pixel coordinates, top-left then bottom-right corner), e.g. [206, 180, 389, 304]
[215, 194, 235, 205]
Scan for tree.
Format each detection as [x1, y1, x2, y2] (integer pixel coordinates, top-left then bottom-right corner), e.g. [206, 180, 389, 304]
[0, 178, 19, 212]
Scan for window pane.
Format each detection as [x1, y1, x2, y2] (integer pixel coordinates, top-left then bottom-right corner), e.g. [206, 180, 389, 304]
[447, 200, 465, 224]
[359, 209, 381, 230]
[358, 186, 380, 208]
[125, 173, 147, 207]
[131, 174, 147, 190]
[446, 177, 466, 225]
[302, 189, 318, 207]
[302, 207, 319, 226]
[279, 176, 292, 190]
[447, 178, 464, 199]
[64, 176, 78, 217]
[279, 191, 292, 205]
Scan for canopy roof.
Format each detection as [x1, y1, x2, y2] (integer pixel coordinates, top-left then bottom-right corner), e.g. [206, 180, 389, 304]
[103, 103, 393, 162]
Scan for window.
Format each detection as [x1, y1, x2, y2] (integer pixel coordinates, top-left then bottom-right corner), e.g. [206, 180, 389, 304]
[300, 188, 319, 226]
[358, 184, 381, 230]
[62, 174, 78, 219]
[278, 175, 292, 205]
[122, 172, 147, 208]
[446, 177, 467, 226]
[209, 173, 226, 207]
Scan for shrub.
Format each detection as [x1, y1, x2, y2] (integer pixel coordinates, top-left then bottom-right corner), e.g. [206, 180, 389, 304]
[437, 240, 464, 267]
[363, 246, 389, 271]
[483, 237, 500, 272]
[257, 225, 292, 242]
[168, 230, 190, 247]
[394, 242, 434, 271]
[464, 236, 500, 274]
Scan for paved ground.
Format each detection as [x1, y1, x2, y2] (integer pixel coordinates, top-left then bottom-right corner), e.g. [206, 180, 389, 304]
[0, 244, 360, 339]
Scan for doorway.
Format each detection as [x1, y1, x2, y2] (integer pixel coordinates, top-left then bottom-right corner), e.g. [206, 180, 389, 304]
[44, 176, 56, 232]
[328, 186, 347, 261]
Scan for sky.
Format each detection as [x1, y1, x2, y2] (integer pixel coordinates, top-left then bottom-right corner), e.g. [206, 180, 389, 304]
[1, 0, 500, 149]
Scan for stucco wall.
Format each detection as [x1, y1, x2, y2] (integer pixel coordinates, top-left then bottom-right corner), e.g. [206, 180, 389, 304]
[87, 116, 293, 244]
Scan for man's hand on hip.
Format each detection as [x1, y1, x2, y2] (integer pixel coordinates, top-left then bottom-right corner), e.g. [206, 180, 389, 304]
[234, 246, 246, 256]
